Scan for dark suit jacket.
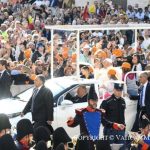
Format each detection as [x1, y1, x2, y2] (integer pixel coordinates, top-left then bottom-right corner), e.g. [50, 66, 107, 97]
[138, 82, 150, 116]
[23, 86, 54, 122]
[0, 70, 12, 99]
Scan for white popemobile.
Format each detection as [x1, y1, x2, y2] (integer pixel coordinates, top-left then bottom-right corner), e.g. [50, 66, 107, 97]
[0, 76, 137, 139]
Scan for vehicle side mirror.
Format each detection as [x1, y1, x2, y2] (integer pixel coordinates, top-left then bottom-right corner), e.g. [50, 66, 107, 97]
[61, 100, 73, 106]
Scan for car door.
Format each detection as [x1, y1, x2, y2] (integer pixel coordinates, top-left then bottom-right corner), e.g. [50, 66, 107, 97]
[124, 96, 137, 131]
[55, 85, 90, 137]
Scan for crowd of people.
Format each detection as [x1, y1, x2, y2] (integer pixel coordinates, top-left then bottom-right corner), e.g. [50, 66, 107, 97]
[79, 29, 150, 97]
[24, 0, 150, 25]
[0, 0, 52, 98]
[53, 30, 77, 77]
[0, 0, 149, 84]
[0, 0, 150, 27]
[0, 0, 150, 150]
[79, 30, 135, 79]
[0, 113, 76, 150]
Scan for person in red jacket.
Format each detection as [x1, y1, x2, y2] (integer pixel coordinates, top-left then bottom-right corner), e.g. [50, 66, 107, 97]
[82, 2, 89, 21]
[67, 84, 124, 150]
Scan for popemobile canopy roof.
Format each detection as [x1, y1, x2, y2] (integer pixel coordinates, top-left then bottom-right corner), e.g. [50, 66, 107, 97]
[45, 24, 150, 31]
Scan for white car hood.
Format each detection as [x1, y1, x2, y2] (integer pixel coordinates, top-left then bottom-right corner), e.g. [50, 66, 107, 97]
[0, 99, 26, 115]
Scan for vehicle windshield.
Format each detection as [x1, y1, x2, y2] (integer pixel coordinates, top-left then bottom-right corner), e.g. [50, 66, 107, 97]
[17, 78, 76, 101]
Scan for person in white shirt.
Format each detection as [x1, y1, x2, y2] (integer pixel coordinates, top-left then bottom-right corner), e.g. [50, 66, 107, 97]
[144, 7, 150, 20]
[79, 44, 92, 64]
[34, 0, 50, 7]
[96, 58, 113, 81]
[132, 54, 143, 84]
[92, 30, 103, 38]
[126, 5, 135, 19]
[135, 8, 145, 20]
[141, 30, 150, 50]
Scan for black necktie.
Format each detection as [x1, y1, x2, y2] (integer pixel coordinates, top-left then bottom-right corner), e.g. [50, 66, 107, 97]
[139, 86, 144, 107]
[134, 65, 137, 71]
[134, 65, 137, 79]
[31, 88, 38, 112]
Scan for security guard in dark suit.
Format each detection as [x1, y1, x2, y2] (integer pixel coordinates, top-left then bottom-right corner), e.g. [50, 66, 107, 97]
[21, 75, 54, 132]
[100, 83, 126, 144]
[0, 59, 12, 99]
[132, 72, 150, 132]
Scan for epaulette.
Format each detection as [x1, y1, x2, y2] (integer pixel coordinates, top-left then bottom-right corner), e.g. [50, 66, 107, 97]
[75, 108, 86, 115]
[96, 108, 106, 113]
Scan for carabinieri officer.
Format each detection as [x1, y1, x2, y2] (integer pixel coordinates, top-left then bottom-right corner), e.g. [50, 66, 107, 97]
[100, 83, 126, 144]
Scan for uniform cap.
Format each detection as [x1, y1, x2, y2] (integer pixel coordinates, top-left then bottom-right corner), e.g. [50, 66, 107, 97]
[114, 83, 124, 91]
[53, 127, 71, 149]
[36, 141, 48, 150]
[16, 119, 33, 140]
[88, 84, 98, 101]
[34, 126, 51, 143]
[55, 143, 65, 150]
[0, 114, 11, 132]
[0, 134, 18, 150]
